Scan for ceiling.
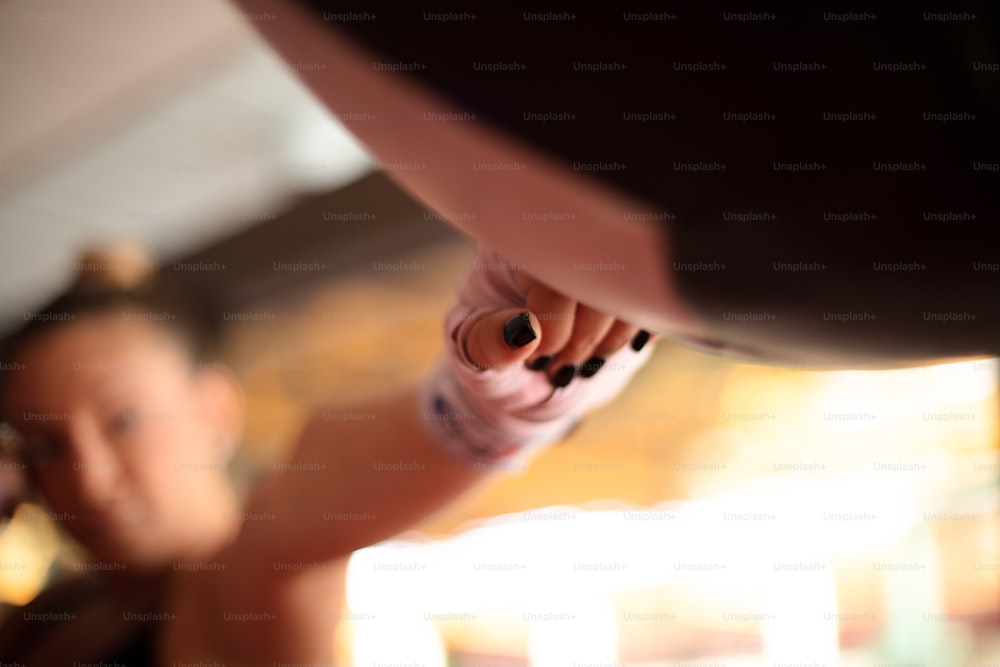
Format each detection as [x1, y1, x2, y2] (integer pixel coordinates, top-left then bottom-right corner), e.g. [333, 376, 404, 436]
[0, 0, 375, 330]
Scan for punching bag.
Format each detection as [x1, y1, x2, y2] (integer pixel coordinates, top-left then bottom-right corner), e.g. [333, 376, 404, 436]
[234, 1, 1000, 368]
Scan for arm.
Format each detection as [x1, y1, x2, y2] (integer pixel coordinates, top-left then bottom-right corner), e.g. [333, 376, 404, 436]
[240, 383, 494, 564]
[239, 246, 653, 563]
[164, 387, 482, 666]
[196, 247, 653, 665]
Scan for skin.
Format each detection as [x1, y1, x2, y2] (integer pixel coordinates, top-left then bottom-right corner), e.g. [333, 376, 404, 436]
[0, 276, 646, 665]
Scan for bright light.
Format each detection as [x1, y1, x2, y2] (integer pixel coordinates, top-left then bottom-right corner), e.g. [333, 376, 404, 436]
[761, 561, 839, 664]
[527, 595, 618, 667]
[344, 354, 997, 661]
[345, 470, 930, 658]
[349, 610, 446, 667]
[0, 504, 62, 605]
[819, 358, 997, 429]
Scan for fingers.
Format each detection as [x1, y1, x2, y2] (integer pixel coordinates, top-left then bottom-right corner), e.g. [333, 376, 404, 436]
[464, 309, 542, 371]
[597, 320, 642, 358]
[574, 320, 644, 379]
[521, 282, 577, 371]
[629, 329, 653, 353]
[546, 304, 616, 386]
[514, 280, 653, 387]
[455, 258, 655, 387]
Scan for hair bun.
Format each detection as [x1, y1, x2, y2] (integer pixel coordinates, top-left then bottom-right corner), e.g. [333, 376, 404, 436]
[72, 241, 155, 292]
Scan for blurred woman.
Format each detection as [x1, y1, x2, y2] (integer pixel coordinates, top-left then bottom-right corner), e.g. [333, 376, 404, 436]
[0, 242, 653, 665]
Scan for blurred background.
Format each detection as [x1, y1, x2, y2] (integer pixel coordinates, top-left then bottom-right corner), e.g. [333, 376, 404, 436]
[0, 1, 997, 665]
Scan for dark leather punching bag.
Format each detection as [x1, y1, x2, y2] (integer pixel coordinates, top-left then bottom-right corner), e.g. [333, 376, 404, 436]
[236, 1, 1000, 368]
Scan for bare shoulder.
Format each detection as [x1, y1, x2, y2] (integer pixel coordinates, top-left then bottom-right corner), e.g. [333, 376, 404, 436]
[160, 535, 349, 666]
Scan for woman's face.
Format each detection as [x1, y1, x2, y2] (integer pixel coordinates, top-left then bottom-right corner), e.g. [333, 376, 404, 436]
[3, 314, 240, 571]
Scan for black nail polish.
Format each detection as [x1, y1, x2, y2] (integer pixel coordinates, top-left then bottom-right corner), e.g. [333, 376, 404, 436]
[578, 356, 606, 379]
[631, 330, 651, 352]
[503, 312, 537, 349]
[551, 364, 576, 388]
[528, 355, 554, 372]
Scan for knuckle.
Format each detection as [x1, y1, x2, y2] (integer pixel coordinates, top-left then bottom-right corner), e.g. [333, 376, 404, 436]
[562, 333, 602, 358]
[536, 310, 573, 325]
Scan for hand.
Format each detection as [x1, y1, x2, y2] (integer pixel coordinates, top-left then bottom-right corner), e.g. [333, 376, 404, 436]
[454, 247, 654, 388]
[424, 245, 656, 465]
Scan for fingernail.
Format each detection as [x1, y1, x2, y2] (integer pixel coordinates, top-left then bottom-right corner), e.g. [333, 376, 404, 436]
[631, 330, 651, 352]
[503, 312, 537, 348]
[578, 356, 606, 379]
[551, 364, 577, 388]
[528, 355, 554, 372]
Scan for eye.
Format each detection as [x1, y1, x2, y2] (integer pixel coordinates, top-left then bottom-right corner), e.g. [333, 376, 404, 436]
[23, 433, 63, 463]
[107, 408, 140, 437]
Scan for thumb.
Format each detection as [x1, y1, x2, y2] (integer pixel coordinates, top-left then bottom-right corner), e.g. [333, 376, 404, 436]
[464, 309, 542, 370]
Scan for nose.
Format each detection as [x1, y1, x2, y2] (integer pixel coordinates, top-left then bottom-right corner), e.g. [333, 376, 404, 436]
[58, 417, 125, 515]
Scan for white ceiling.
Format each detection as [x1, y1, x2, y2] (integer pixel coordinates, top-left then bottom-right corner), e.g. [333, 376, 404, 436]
[0, 0, 374, 330]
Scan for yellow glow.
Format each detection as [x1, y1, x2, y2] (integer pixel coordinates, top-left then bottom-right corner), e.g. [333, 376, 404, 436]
[819, 358, 997, 425]
[0, 504, 61, 606]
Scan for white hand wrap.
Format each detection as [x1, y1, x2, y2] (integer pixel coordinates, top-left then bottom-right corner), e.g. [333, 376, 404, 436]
[420, 246, 654, 468]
